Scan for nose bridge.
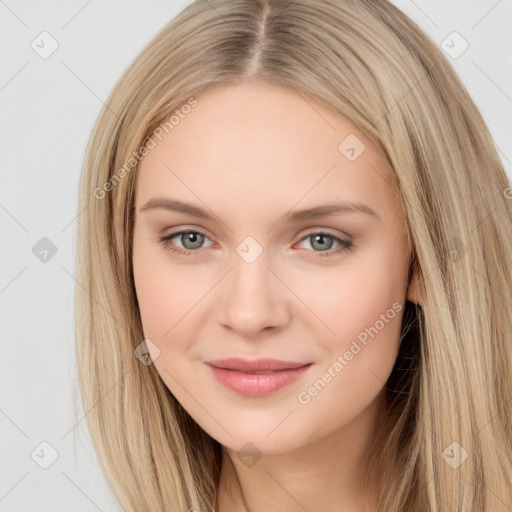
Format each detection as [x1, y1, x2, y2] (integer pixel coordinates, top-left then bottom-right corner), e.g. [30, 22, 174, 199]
[219, 237, 290, 334]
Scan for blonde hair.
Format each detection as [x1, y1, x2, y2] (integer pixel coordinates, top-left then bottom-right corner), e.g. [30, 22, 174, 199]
[74, 0, 512, 510]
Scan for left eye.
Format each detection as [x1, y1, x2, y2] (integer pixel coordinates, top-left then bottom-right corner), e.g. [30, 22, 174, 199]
[296, 232, 353, 256]
[159, 230, 353, 257]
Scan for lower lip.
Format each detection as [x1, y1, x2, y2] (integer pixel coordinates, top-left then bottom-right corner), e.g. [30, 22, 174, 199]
[206, 363, 312, 396]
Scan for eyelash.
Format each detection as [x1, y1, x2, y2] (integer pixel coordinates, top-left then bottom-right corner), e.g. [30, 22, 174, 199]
[159, 230, 353, 258]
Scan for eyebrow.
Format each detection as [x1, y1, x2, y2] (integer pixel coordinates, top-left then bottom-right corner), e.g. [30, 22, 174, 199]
[139, 197, 380, 223]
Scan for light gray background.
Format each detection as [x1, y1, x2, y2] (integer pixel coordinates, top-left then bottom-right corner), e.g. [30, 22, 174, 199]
[1, 1, 511, 510]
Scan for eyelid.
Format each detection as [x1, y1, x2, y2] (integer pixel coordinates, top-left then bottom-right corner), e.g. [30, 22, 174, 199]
[159, 224, 216, 240]
[159, 226, 353, 258]
[296, 226, 351, 241]
[160, 225, 351, 243]
[160, 228, 216, 249]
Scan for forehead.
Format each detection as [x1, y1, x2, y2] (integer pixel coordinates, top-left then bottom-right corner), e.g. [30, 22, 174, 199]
[135, 82, 399, 220]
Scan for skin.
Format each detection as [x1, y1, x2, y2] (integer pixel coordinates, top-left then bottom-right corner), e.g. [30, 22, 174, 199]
[132, 81, 422, 512]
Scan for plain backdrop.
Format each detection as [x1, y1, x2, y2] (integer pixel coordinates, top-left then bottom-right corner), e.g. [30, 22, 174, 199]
[1, 0, 511, 510]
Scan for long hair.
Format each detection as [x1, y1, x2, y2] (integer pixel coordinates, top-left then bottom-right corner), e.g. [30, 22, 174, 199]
[74, 0, 512, 510]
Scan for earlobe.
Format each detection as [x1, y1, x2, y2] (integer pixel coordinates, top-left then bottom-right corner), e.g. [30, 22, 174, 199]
[406, 270, 423, 307]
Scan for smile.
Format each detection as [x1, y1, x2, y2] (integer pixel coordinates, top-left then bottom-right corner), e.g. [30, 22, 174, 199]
[205, 358, 313, 396]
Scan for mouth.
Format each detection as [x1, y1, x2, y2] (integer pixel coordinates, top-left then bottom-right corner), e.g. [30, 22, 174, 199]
[206, 357, 311, 372]
[205, 358, 313, 396]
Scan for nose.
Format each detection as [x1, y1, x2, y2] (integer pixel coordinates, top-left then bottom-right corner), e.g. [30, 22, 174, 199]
[218, 249, 291, 337]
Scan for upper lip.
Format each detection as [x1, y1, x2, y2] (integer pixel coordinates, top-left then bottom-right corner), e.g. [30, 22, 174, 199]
[206, 358, 311, 372]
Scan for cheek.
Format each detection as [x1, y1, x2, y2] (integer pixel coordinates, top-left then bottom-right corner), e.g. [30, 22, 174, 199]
[133, 237, 187, 340]
[132, 242, 201, 392]
[298, 249, 407, 390]
[295, 251, 405, 341]
[293, 262, 405, 438]
[132, 237, 216, 365]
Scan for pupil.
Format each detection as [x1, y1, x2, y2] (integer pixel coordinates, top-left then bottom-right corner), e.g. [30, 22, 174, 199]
[184, 232, 202, 249]
[314, 234, 332, 250]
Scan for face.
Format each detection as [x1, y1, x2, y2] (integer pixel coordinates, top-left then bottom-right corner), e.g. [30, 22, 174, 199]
[132, 81, 414, 456]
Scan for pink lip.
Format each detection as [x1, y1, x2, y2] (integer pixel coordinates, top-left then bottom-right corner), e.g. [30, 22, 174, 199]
[205, 358, 312, 396]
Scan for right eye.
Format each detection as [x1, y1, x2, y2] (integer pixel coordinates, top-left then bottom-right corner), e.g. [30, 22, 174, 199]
[159, 230, 214, 256]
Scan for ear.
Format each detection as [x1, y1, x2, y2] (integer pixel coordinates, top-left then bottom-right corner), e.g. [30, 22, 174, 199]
[406, 270, 423, 307]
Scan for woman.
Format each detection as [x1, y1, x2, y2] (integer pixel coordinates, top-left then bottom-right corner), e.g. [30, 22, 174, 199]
[75, 0, 512, 510]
